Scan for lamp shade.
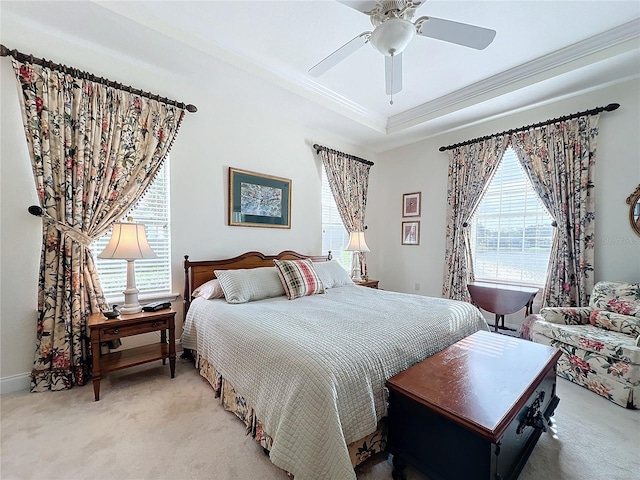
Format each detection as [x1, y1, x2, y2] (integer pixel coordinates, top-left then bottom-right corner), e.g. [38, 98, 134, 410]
[98, 222, 157, 260]
[370, 18, 416, 56]
[345, 231, 371, 252]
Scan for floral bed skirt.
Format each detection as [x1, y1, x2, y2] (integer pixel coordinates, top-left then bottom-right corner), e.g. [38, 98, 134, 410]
[194, 354, 386, 475]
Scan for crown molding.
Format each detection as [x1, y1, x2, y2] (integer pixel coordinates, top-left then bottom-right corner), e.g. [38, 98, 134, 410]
[292, 73, 388, 132]
[82, 5, 640, 137]
[92, 1, 387, 133]
[386, 19, 640, 134]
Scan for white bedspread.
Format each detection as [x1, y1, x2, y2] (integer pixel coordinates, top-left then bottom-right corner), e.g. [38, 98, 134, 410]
[182, 286, 488, 480]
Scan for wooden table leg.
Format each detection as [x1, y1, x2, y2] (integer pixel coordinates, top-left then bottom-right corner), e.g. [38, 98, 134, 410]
[525, 296, 535, 316]
[161, 329, 167, 365]
[90, 330, 101, 401]
[92, 378, 101, 401]
[391, 454, 407, 480]
[169, 316, 176, 378]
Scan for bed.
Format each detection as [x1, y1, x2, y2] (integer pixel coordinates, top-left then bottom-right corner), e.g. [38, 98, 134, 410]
[181, 251, 489, 480]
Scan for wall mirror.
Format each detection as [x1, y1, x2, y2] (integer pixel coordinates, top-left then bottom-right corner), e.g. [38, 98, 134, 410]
[627, 184, 640, 237]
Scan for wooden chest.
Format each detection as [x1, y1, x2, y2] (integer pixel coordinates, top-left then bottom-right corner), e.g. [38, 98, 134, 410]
[386, 330, 562, 480]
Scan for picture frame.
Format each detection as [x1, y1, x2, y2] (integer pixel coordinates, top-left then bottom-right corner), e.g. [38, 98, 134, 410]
[401, 221, 420, 246]
[402, 192, 421, 217]
[228, 167, 291, 228]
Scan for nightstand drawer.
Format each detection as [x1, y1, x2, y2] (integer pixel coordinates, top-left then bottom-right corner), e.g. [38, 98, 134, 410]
[100, 317, 168, 341]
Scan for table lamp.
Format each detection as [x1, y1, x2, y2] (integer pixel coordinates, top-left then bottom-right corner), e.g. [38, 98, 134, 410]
[98, 218, 157, 314]
[345, 231, 370, 282]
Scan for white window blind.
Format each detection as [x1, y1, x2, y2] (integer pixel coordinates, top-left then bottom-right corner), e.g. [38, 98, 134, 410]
[470, 147, 553, 286]
[91, 160, 171, 298]
[321, 165, 352, 271]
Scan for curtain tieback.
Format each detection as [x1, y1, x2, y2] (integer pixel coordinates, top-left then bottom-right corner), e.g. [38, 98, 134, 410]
[43, 218, 94, 246]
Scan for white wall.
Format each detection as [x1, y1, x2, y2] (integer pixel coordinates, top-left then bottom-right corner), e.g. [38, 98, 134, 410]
[367, 78, 640, 327]
[2, 13, 638, 392]
[0, 21, 376, 390]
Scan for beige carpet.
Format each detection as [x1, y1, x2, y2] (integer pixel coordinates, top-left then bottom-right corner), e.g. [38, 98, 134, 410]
[1, 358, 638, 480]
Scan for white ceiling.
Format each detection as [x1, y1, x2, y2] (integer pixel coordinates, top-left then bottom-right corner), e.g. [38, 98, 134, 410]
[2, 1, 639, 152]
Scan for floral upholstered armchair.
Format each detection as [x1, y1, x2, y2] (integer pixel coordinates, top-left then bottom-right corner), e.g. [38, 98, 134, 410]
[521, 281, 640, 408]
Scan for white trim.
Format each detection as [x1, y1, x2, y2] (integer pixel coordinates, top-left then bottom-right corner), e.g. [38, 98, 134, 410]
[103, 291, 180, 307]
[0, 336, 183, 397]
[374, 72, 640, 154]
[93, 1, 387, 132]
[387, 20, 640, 133]
[0, 372, 31, 395]
[92, 5, 639, 137]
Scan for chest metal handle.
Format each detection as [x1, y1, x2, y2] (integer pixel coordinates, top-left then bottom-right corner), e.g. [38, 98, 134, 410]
[517, 391, 547, 434]
[113, 328, 119, 334]
[152, 322, 159, 328]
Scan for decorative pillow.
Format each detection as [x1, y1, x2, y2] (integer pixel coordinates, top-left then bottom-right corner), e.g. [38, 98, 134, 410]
[540, 307, 591, 325]
[589, 281, 640, 317]
[312, 261, 354, 288]
[590, 309, 640, 336]
[273, 259, 325, 300]
[192, 278, 225, 300]
[214, 267, 285, 304]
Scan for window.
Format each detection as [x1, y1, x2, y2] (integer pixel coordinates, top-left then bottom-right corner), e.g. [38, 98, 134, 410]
[470, 147, 553, 286]
[91, 160, 171, 298]
[321, 165, 352, 271]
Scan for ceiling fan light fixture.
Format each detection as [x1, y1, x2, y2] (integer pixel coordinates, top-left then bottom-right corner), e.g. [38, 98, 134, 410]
[370, 18, 415, 56]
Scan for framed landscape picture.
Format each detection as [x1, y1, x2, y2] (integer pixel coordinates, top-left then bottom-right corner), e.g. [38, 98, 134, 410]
[402, 192, 421, 217]
[401, 221, 420, 246]
[228, 167, 291, 228]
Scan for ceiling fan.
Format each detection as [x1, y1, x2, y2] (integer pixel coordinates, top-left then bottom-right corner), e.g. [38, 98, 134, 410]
[309, 0, 496, 103]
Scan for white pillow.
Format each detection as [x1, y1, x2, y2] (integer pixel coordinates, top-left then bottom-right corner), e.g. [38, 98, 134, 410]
[312, 261, 354, 288]
[192, 279, 225, 300]
[215, 267, 285, 304]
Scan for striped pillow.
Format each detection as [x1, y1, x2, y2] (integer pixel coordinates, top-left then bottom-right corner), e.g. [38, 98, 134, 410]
[274, 259, 325, 300]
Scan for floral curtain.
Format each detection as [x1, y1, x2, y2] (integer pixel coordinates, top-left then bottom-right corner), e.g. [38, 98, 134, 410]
[442, 136, 510, 301]
[12, 59, 185, 392]
[319, 149, 372, 277]
[511, 114, 600, 307]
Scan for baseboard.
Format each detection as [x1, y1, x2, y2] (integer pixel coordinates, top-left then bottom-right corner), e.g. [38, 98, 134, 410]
[488, 322, 522, 338]
[0, 372, 30, 395]
[0, 341, 182, 396]
[498, 322, 522, 338]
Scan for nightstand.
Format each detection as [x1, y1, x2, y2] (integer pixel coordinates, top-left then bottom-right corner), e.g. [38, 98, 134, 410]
[355, 279, 379, 289]
[88, 308, 176, 401]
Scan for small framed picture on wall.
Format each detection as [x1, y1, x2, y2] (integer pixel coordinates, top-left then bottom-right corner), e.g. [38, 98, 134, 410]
[402, 192, 421, 217]
[402, 221, 420, 246]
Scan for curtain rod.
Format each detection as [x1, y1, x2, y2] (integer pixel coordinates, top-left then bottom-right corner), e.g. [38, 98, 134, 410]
[0, 44, 197, 113]
[313, 144, 374, 166]
[438, 103, 620, 152]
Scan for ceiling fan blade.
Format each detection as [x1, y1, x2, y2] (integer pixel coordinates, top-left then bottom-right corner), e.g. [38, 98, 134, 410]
[336, 1, 380, 14]
[416, 16, 496, 50]
[309, 32, 370, 77]
[385, 53, 402, 95]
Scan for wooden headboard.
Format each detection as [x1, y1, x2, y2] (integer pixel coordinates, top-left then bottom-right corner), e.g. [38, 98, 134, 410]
[183, 250, 331, 321]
